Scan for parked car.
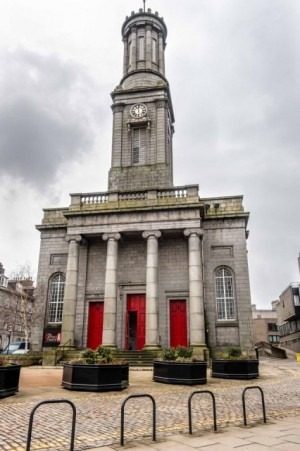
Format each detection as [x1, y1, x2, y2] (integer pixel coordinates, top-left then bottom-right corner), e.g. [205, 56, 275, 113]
[2, 341, 31, 355]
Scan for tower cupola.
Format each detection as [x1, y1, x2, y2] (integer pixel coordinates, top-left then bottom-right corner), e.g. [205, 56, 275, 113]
[122, 8, 167, 78]
[108, 7, 174, 192]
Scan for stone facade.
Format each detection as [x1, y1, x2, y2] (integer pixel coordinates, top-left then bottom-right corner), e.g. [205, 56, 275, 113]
[0, 263, 34, 351]
[33, 8, 253, 354]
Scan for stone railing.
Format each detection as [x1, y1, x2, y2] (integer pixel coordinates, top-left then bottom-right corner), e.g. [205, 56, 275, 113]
[81, 193, 108, 204]
[69, 185, 199, 209]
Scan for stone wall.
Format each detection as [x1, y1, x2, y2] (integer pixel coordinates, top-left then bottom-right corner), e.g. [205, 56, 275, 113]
[203, 217, 253, 350]
[31, 228, 68, 349]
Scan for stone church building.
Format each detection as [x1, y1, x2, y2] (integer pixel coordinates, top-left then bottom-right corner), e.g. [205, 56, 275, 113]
[32, 7, 253, 354]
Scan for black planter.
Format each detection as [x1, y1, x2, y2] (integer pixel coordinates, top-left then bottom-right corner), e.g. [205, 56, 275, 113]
[62, 363, 129, 391]
[211, 359, 259, 379]
[0, 365, 21, 398]
[153, 360, 207, 385]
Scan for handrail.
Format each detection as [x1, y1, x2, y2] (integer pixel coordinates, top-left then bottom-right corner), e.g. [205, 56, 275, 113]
[120, 394, 156, 446]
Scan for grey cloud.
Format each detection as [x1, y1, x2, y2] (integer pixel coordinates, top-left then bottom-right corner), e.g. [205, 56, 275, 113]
[0, 48, 99, 188]
[0, 96, 90, 185]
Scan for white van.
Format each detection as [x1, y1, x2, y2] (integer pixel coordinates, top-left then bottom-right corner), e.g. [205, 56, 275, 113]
[2, 341, 31, 354]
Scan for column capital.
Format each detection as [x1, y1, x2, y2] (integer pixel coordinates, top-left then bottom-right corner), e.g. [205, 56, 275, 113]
[102, 232, 121, 241]
[142, 230, 161, 240]
[184, 228, 203, 238]
[65, 234, 83, 244]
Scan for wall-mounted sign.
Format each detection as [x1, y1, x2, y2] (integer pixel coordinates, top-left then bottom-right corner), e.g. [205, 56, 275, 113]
[43, 326, 61, 347]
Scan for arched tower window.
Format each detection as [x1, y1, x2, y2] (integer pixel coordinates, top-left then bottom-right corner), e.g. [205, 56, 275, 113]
[215, 267, 236, 320]
[48, 273, 65, 323]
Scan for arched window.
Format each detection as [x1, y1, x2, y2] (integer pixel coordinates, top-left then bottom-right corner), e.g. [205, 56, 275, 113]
[48, 273, 65, 323]
[215, 267, 236, 320]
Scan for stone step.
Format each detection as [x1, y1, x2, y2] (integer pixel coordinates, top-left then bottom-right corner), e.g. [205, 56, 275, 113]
[56, 349, 157, 367]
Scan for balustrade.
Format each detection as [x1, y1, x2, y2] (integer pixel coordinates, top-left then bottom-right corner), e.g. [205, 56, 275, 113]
[70, 185, 199, 208]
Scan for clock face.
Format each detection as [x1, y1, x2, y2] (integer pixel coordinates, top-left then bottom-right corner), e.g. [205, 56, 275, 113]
[130, 103, 147, 118]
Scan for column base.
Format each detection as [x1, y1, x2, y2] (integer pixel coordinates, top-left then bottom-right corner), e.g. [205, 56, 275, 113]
[191, 345, 209, 360]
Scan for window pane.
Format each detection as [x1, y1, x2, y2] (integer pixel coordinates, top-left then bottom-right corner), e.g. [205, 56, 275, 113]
[48, 273, 65, 323]
[132, 128, 146, 165]
[215, 267, 236, 320]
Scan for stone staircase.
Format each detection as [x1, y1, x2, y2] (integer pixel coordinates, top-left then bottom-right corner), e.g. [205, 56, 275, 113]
[47, 349, 158, 367]
[113, 350, 158, 367]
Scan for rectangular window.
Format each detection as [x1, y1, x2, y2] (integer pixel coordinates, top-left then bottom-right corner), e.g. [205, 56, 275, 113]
[294, 292, 300, 306]
[152, 38, 157, 63]
[139, 37, 145, 60]
[215, 268, 236, 320]
[48, 274, 65, 323]
[132, 128, 146, 165]
[268, 322, 278, 332]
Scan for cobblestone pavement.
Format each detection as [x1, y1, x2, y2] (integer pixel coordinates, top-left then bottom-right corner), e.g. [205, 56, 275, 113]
[0, 359, 300, 450]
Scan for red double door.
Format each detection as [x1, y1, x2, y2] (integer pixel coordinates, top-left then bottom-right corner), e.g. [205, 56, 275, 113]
[169, 299, 188, 347]
[126, 294, 146, 350]
[86, 297, 187, 350]
[87, 302, 104, 349]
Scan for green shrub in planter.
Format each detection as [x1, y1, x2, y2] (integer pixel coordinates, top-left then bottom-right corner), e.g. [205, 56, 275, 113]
[62, 347, 129, 391]
[211, 347, 259, 379]
[154, 347, 207, 385]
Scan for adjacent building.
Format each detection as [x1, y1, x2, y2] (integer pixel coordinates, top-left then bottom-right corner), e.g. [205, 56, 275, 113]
[277, 283, 300, 352]
[251, 301, 280, 345]
[0, 263, 34, 351]
[32, 7, 253, 355]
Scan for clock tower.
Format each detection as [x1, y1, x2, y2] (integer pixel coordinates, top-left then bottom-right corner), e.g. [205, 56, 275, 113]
[108, 8, 175, 192]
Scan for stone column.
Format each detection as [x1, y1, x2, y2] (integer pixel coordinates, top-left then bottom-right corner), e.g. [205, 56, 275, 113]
[184, 229, 206, 349]
[142, 230, 161, 349]
[61, 235, 82, 346]
[123, 38, 128, 75]
[131, 27, 137, 71]
[102, 233, 121, 347]
[158, 32, 165, 74]
[145, 24, 152, 69]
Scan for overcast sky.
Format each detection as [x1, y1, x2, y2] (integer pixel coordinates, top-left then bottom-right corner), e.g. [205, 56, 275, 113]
[0, 0, 299, 307]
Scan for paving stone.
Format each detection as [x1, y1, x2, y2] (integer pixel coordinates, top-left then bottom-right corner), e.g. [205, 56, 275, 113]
[285, 434, 300, 444]
[164, 433, 220, 447]
[273, 445, 300, 451]
[1, 360, 300, 450]
[231, 445, 269, 450]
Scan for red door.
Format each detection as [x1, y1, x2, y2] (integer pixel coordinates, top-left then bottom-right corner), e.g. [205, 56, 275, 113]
[87, 302, 104, 349]
[170, 299, 187, 347]
[126, 294, 146, 350]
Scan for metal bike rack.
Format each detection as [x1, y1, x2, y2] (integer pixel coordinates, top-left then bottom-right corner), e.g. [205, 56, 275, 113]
[120, 394, 156, 446]
[242, 386, 267, 426]
[26, 399, 76, 451]
[188, 390, 217, 434]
